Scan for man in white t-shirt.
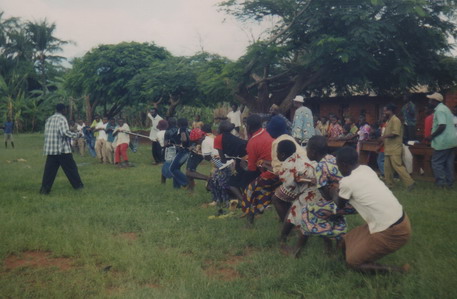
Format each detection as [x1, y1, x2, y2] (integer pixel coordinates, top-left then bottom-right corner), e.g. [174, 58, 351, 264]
[148, 108, 163, 164]
[334, 146, 411, 274]
[94, 116, 108, 163]
[226, 103, 242, 136]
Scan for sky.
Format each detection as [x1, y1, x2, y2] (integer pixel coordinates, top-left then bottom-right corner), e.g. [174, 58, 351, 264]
[0, 0, 271, 61]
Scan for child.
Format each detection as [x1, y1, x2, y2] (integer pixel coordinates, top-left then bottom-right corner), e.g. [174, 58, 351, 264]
[113, 118, 131, 167]
[335, 146, 411, 273]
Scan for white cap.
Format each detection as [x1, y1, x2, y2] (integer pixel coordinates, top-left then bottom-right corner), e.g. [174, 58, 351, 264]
[293, 95, 304, 103]
[426, 92, 444, 102]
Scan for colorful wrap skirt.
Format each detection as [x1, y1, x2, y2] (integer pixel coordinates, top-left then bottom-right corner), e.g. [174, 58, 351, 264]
[300, 199, 347, 240]
[241, 176, 281, 216]
[208, 167, 232, 204]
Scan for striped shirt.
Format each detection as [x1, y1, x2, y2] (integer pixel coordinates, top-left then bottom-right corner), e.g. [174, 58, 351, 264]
[43, 113, 79, 155]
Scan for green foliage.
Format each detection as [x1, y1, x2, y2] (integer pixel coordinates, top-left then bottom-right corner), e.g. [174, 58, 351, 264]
[0, 12, 68, 131]
[219, 0, 457, 110]
[66, 42, 171, 118]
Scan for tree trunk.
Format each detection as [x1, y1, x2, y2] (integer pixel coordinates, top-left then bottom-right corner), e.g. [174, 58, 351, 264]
[85, 95, 92, 122]
[167, 95, 181, 118]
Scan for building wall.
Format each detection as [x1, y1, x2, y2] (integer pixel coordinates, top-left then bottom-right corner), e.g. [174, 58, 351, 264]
[311, 89, 457, 139]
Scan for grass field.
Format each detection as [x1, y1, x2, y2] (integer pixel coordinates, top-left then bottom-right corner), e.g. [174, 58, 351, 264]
[0, 134, 456, 298]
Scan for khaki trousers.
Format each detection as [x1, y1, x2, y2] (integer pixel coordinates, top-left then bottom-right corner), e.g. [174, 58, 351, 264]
[77, 138, 86, 156]
[384, 154, 414, 187]
[104, 142, 115, 164]
[95, 139, 107, 162]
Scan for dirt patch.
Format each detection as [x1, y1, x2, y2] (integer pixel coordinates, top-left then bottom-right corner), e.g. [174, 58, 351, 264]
[204, 264, 240, 281]
[118, 232, 138, 241]
[203, 248, 255, 281]
[144, 283, 161, 289]
[4, 251, 73, 271]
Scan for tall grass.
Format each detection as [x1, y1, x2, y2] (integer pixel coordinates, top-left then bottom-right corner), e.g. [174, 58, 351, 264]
[0, 134, 456, 298]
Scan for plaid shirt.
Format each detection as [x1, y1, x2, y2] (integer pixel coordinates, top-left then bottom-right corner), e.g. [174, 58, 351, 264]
[43, 113, 79, 155]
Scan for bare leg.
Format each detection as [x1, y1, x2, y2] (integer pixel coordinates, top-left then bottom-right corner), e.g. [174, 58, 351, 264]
[272, 196, 291, 222]
[279, 222, 295, 243]
[291, 235, 309, 258]
[322, 237, 333, 255]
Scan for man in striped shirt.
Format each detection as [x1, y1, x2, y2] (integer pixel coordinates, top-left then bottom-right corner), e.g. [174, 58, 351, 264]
[40, 104, 84, 194]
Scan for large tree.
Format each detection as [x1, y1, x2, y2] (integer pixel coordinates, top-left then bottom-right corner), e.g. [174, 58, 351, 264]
[65, 42, 171, 120]
[129, 51, 234, 117]
[219, 0, 457, 112]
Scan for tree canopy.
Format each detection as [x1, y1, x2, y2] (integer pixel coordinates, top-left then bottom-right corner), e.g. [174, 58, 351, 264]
[219, 0, 457, 112]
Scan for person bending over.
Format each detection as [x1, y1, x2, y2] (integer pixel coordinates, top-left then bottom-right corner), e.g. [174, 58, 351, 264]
[241, 114, 280, 225]
[334, 146, 411, 274]
[186, 125, 212, 191]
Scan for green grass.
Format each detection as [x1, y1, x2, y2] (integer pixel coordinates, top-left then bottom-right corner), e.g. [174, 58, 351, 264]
[0, 134, 456, 298]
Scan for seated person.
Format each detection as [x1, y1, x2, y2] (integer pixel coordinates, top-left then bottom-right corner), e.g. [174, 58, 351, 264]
[334, 147, 411, 274]
[327, 114, 344, 139]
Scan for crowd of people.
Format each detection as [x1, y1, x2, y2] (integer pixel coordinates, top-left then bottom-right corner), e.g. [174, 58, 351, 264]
[32, 92, 457, 274]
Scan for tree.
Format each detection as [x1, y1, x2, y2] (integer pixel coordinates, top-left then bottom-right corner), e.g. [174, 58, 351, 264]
[26, 19, 69, 94]
[65, 42, 171, 120]
[219, 0, 457, 112]
[129, 52, 234, 117]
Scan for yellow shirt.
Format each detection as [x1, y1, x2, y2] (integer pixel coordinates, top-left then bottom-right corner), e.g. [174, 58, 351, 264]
[383, 115, 403, 155]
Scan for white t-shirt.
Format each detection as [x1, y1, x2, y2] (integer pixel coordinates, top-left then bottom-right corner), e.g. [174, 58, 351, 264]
[96, 121, 107, 140]
[148, 113, 163, 141]
[227, 110, 241, 127]
[338, 165, 403, 234]
[157, 130, 166, 147]
[113, 124, 130, 145]
[201, 135, 218, 157]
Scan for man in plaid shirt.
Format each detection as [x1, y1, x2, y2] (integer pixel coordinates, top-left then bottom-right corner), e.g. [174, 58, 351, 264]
[40, 104, 84, 194]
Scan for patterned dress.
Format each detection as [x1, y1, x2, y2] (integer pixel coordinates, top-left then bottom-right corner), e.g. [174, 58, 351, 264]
[275, 153, 322, 227]
[278, 154, 352, 239]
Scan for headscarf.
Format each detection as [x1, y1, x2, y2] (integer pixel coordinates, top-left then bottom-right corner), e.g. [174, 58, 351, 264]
[267, 115, 288, 138]
[190, 128, 205, 142]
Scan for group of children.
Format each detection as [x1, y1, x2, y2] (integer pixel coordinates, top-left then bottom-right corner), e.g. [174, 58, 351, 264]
[69, 116, 133, 167]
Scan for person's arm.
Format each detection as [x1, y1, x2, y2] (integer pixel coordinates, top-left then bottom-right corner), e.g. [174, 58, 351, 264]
[427, 124, 446, 141]
[147, 112, 153, 122]
[217, 149, 226, 163]
[59, 119, 79, 139]
[330, 187, 347, 210]
[181, 131, 188, 144]
[381, 119, 400, 140]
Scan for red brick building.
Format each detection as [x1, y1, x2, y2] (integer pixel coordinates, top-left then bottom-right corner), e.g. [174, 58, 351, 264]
[304, 89, 457, 139]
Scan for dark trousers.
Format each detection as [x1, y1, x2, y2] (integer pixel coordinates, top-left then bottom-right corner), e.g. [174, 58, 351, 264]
[152, 141, 163, 163]
[403, 125, 416, 142]
[432, 148, 456, 187]
[40, 154, 84, 193]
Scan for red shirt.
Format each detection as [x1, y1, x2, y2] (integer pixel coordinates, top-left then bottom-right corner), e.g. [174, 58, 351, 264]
[246, 128, 275, 179]
[424, 113, 434, 138]
[214, 134, 223, 150]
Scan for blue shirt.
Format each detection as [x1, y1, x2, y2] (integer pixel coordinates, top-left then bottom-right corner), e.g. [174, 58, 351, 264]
[432, 103, 457, 150]
[3, 121, 13, 134]
[292, 106, 315, 143]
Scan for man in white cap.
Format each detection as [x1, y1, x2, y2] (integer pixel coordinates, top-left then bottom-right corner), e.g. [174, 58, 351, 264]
[425, 92, 457, 188]
[291, 95, 315, 145]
